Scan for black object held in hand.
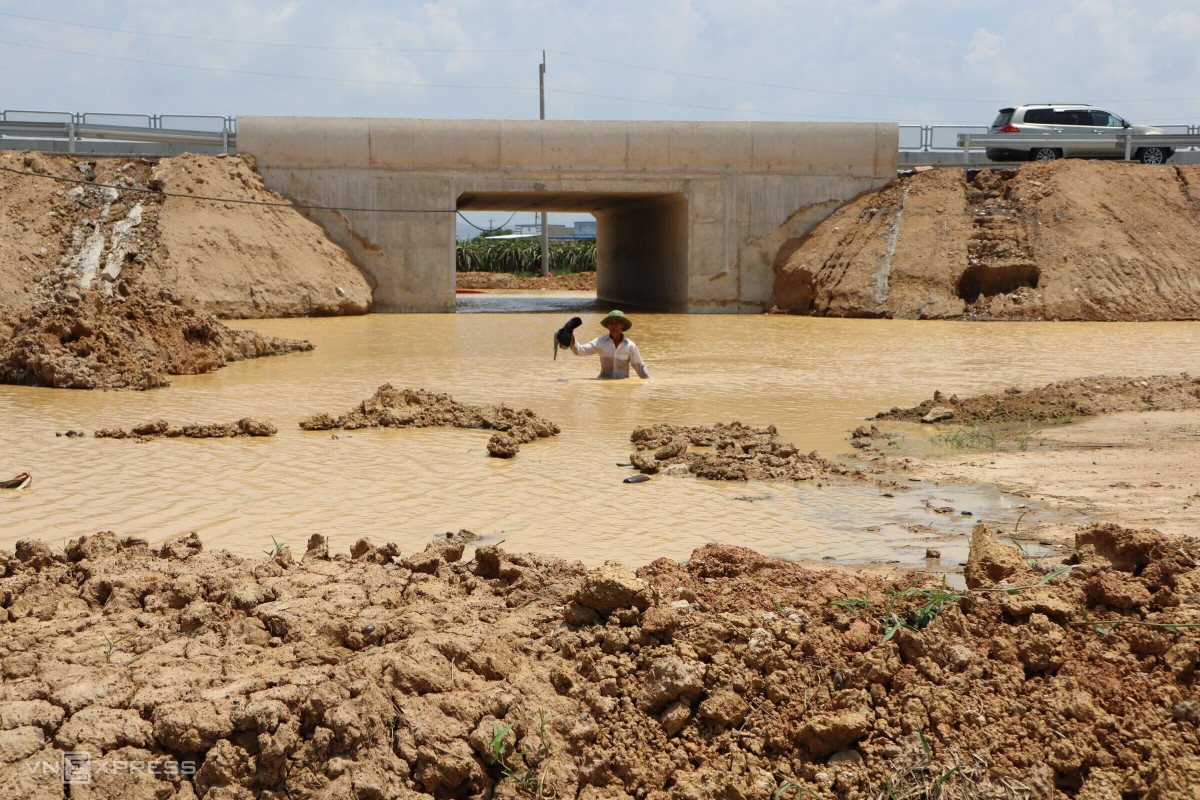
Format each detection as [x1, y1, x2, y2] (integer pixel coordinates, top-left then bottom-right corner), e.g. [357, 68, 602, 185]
[555, 317, 583, 348]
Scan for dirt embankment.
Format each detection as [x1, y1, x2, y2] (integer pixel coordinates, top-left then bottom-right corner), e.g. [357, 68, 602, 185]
[855, 372, 1200, 544]
[0, 150, 374, 389]
[772, 160, 1200, 320]
[1, 525, 1198, 799]
[872, 372, 1200, 425]
[0, 151, 371, 319]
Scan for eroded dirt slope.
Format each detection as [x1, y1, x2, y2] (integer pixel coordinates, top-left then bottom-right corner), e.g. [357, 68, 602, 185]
[773, 160, 1200, 320]
[1, 526, 1198, 799]
[0, 150, 372, 319]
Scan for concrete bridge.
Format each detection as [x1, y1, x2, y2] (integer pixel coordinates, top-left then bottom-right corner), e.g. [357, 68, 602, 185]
[237, 118, 897, 312]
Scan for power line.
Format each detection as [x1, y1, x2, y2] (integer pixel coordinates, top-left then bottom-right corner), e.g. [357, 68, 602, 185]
[0, 10, 537, 54]
[0, 39, 925, 123]
[4, 10, 1199, 118]
[0, 164, 455, 214]
[0, 39, 535, 93]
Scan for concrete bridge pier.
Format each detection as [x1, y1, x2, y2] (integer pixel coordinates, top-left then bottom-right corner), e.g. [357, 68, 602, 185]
[237, 117, 897, 313]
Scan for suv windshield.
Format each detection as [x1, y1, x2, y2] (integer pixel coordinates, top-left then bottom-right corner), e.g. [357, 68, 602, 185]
[991, 110, 1013, 128]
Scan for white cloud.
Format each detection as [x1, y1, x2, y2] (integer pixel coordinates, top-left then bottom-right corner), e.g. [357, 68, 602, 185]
[1, 0, 1199, 125]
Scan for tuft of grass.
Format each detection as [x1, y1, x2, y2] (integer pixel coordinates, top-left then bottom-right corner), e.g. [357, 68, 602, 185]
[881, 580, 966, 643]
[834, 564, 1093, 645]
[263, 536, 288, 557]
[488, 713, 556, 798]
[100, 632, 137, 664]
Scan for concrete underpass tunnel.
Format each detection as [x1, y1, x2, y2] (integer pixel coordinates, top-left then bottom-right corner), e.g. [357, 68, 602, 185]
[457, 191, 689, 311]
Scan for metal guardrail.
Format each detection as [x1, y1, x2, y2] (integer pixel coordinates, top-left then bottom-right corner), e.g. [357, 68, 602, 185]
[898, 123, 1200, 152]
[952, 132, 1200, 162]
[1, 111, 1197, 163]
[0, 110, 236, 154]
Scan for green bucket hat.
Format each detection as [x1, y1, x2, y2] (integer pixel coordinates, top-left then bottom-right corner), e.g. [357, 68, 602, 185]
[600, 310, 632, 331]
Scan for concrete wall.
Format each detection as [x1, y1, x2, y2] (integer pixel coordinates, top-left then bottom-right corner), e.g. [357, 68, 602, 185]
[237, 117, 897, 312]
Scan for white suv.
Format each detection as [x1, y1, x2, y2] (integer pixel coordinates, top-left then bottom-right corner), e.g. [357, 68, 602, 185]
[986, 104, 1173, 164]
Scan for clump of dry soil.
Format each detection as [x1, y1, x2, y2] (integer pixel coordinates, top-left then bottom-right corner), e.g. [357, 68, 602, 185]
[629, 421, 863, 481]
[299, 384, 560, 457]
[94, 418, 278, 439]
[872, 372, 1200, 424]
[1, 525, 1198, 799]
[0, 285, 312, 390]
[772, 161, 1200, 320]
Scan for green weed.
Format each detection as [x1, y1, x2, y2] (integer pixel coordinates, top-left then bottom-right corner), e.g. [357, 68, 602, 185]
[1073, 608, 1200, 636]
[828, 595, 872, 616]
[100, 632, 137, 664]
[263, 536, 288, 557]
[881, 580, 966, 643]
[488, 713, 556, 798]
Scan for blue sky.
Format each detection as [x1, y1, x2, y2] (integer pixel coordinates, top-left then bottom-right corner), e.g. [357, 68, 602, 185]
[4, 1, 1199, 231]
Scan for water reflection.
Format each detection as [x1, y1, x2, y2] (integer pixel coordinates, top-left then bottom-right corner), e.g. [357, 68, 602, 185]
[1, 298, 1196, 571]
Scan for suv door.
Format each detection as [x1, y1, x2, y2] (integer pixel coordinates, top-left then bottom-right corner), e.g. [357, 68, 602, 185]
[1087, 108, 1128, 157]
[1052, 109, 1109, 156]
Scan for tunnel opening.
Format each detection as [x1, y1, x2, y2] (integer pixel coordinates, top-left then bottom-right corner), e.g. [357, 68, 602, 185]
[955, 264, 1041, 303]
[457, 190, 689, 312]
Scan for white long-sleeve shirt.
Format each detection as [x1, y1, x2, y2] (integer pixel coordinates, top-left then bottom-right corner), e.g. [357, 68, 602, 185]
[571, 334, 649, 379]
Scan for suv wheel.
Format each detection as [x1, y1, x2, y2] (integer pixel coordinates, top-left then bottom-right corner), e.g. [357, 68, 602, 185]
[1030, 147, 1061, 161]
[1137, 147, 1167, 164]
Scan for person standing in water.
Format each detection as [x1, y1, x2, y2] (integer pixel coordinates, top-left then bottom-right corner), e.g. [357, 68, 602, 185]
[570, 310, 650, 379]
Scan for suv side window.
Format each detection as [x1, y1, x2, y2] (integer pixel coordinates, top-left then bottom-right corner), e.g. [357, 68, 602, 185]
[1054, 110, 1093, 126]
[1091, 110, 1124, 127]
[1023, 109, 1055, 124]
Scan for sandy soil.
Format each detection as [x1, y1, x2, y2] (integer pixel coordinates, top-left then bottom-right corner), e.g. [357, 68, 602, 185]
[855, 374, 1200, 544]
[772, 161, 1200, 320]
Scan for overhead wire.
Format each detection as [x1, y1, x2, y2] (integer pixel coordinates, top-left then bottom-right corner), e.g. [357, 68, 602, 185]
[0, 163, 455, 214]
[2, 9, 1197, 121]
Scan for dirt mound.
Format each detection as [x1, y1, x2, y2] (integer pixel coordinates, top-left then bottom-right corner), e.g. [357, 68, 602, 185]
[298, 384, 560, 457]
[628, 421, 863, 481]
[0, 286, 312, 390]
[772, 161, 1200, 320]
[873, 372, 1200, 424]
[456, 271, 596, 291]
[0, 151, 371, 318]
[2, 525, 1198, 798]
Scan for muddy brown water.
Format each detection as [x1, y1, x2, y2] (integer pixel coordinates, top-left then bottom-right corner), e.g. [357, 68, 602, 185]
[2, 291, 1197, 574]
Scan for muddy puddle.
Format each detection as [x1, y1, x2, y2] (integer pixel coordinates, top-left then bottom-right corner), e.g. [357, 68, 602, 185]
[2, 300, 1194, 571]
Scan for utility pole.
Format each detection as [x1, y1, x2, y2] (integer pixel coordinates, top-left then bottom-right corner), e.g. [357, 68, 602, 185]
[538, 50, 550, 278]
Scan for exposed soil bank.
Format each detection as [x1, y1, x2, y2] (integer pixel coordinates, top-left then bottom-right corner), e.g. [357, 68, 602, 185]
[856, 373, 1200, 543]
[0, 150, 372, 389]
[1, 524, 1197, 799]
[772, 161, 1200, 320]
[0, 151, 371, 319]
[0, 286, 312, 390]
[872, 373, 1200, 425]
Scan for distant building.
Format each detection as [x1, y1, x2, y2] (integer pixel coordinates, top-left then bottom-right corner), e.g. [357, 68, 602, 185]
[573, 220, 597, 237]
[514, 223, 573, 237]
